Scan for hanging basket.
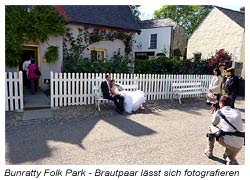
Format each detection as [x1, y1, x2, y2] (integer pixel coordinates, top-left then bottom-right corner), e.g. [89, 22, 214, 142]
[44, 46, 59, 63]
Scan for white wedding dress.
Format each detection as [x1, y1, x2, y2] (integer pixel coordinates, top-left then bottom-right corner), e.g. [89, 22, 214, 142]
[113, 87, 146, 113]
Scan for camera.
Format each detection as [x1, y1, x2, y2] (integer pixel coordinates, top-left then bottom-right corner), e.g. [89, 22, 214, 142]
[211, 101, 219, 110]
[206, 129, 221, 141]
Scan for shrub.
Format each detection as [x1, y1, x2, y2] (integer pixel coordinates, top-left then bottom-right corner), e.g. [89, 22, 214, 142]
[209, 49, 232, 67]
[63, 54, 130, 73]
[134, 57, 212, 74]
[44, 46, 59, 63]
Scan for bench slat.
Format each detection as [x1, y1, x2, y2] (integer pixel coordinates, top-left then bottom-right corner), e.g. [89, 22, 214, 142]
[171, 82, 205, 104]
[177, 91, 204, 95]
[172, 82, 202, 87]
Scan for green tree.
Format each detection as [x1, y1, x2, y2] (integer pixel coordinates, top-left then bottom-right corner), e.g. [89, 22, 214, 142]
[5, 5, 66, 67]
[129, 5, 141, 22]
[154, 5, 213, 37]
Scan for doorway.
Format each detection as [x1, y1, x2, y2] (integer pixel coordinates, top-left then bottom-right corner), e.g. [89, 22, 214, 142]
[19, 45, 39, 71]
[19, 45, 39, 90]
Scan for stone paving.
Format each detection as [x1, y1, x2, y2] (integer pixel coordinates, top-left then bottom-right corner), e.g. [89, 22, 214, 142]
[5, 97, 245, 165]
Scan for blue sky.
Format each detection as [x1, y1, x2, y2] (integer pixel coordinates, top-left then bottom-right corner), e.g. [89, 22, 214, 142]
[139, 4, 244, 20]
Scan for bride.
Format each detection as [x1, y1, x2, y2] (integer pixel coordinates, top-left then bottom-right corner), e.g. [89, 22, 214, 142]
[110, 79, 146, 113]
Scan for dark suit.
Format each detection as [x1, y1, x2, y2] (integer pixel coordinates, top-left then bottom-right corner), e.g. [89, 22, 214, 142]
[225, 75, 238, 108]
[101, 80, 124, 112]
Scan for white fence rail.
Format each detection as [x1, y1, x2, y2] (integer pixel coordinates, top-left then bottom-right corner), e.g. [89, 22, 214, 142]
[5, 71, 23, 111]
[51, 72, 212, 108]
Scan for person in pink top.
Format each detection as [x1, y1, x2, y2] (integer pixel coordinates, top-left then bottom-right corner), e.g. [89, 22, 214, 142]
[27, 59, 40, 94]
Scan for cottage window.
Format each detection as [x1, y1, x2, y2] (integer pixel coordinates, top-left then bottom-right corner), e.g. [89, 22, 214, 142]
[90, 48, 107, 61]
[149, 34, 157, 49]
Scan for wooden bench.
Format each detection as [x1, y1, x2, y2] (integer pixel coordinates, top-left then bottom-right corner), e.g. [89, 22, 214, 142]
[93, 84, 138, 111]
[171, 82, 206, 104]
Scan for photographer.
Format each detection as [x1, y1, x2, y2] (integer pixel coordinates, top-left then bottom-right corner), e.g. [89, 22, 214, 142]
[204, 95, 244, 165]
[224, 68, 238, 108]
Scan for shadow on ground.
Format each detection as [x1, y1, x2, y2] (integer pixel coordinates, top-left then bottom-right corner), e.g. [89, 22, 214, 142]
[139, 98, 210, 116]
[5, 97, 244, 164]
[5, 114, 156, 164]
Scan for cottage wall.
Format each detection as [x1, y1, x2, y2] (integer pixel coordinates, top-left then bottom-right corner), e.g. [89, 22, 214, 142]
[85, 40, 125, 59]
[5, 66, 17, 72]
[239, 33, 245, 78]
[173, 25, 187, 57]
[187, 8, 244, 62]
[5, 35, 63, 90]
[133, 27, 172, 57]
[39, 35, 63, 89]
[32, 24, 130, 90]
[66, 24, 126, 59]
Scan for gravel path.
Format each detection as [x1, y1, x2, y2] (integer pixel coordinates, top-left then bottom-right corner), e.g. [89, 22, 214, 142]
[5, 97, 245, 165]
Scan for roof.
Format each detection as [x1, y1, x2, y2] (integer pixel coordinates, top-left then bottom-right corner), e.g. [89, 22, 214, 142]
[139, 18, 177, 29]
[60, 5, 141, 32]
[215, 6, 245, 28]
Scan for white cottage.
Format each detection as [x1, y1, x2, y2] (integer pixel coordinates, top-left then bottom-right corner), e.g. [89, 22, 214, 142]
[187, 6, 245, 77]
[133, 18, 187, 59]
[6, 5, 141, 90]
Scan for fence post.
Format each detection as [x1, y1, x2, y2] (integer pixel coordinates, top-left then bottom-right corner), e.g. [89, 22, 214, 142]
[50, 71, 54, 108]
[19, 71, 24, 111]
[47, 72, 212, 108]
[5, 72, 8, 111]
[5, 71, 23, 111]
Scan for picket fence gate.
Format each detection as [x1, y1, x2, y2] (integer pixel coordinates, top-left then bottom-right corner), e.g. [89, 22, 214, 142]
[50, 72, 212, 108]
[5, 71, 24, 111]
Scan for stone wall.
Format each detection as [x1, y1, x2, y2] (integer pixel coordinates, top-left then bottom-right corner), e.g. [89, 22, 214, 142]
[187, 8, 244, 61]
[173, 25, 187, 57]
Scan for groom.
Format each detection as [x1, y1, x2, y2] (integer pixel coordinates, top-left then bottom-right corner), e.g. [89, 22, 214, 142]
[101, 73, 124, 114]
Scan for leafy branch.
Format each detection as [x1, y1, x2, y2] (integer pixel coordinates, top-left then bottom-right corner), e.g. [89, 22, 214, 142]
[5, 5, 66, 67]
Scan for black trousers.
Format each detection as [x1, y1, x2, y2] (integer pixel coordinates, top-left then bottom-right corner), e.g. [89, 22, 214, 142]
[23, 70, 30, 88]
[29, 78, 38, 94]
[104, 94, 124, 111]
[228, 93, 237, 108]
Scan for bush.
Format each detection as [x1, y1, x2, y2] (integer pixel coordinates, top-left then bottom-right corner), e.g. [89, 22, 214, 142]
[63, 54, 130, 73]
[63, 56, 213, 74]
[209, 49, 232, 67]
[44, 46, 59, 63]
[134, 57, 213, 74]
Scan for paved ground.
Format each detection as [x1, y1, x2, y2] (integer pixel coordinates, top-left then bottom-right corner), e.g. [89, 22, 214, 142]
[5, 97, 245, 165]
[23, 88, 50, 109]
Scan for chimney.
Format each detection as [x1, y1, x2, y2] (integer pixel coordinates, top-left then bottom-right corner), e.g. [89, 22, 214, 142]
[240, 6, 245, 13]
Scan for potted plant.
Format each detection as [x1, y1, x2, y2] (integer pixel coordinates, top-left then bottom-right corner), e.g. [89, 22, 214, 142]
[44, 46, 59, 63]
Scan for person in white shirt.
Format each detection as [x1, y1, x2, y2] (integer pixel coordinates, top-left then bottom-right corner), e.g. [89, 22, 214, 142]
[204, 95, 244, 165]
[22, 57, 32, 88]
[22, 58, 31, 72]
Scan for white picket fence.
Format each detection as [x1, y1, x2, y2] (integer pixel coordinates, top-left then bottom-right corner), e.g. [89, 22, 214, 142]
[5, 71, 24, 111]
[50, 72, 212, 108]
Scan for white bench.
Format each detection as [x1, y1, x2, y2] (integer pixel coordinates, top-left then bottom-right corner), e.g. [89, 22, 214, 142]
[93, 84, 138, 111]
[171, 82, 206, 104]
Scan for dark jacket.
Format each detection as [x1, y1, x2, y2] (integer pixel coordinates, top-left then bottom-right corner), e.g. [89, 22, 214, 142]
[101, 81, 111, 99]
[225, 75, 238, 95]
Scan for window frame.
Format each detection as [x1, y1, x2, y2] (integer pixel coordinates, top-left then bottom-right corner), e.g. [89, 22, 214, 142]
[90, 48, 107, 61]
[149, 34, 157, 49]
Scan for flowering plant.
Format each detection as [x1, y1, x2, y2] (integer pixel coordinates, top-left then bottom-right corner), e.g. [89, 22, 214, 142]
[209, 49, 232, 67]
[87, 27, 134, 55]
